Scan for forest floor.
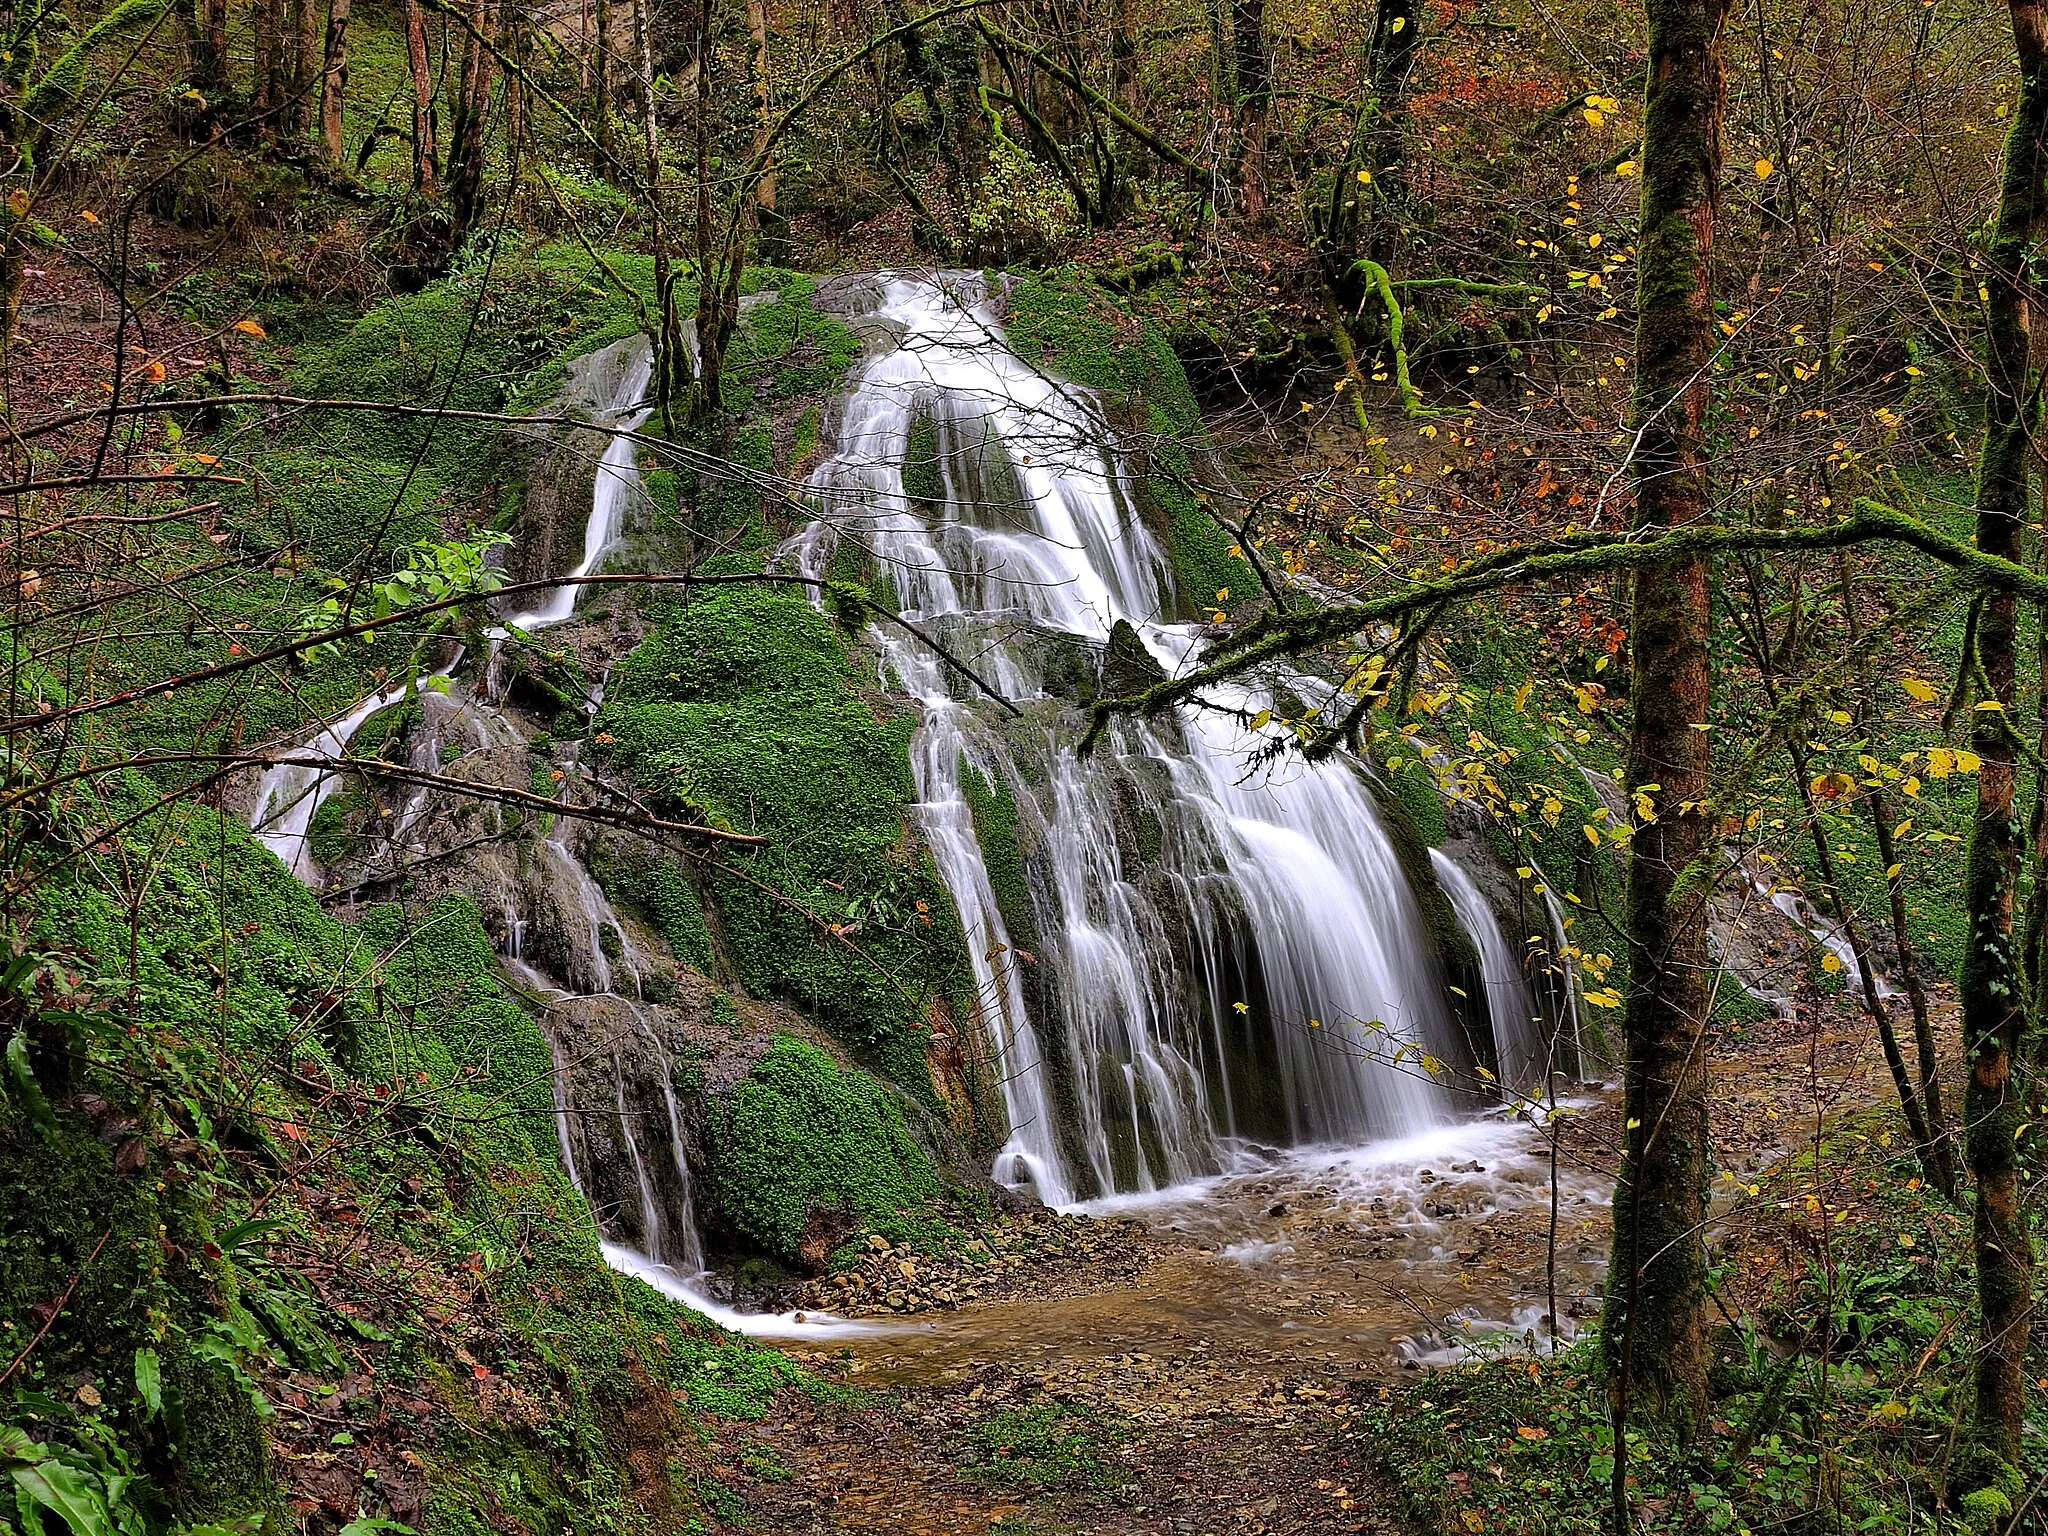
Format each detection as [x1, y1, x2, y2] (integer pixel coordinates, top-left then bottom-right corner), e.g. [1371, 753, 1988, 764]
[715, 987, 1926, 1535]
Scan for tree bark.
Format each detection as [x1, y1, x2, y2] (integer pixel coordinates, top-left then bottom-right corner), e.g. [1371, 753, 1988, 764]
[253, 0, 281, 127]
[747, 0, 777, 219]
[1955, 0, 2048, 1504]
[446, 0, 495, 244]
[596, 0, 616, 170]
[405, 0, 437, 191]
[203, 0, 229, 91]
[295, 0, 321, 141]
[1228, 0, 1267, 217]
[1598, 0, 1729, 1468]
[320, 0, 352, 163]
[1365, 0, 1416, 264]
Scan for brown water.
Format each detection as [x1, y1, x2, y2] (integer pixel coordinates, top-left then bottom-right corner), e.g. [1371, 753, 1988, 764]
[826, 1110, 1614, 1387]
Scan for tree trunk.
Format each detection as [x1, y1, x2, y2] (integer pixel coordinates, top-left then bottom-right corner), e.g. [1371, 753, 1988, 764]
[1228, 0, 1267, 217]
[596, 0, 616, 169]
[294, 0, 320, 141]
[1365, 0, 1416, 264]
[1954, 0, 2048, 1505]
[203, 0, 228, 91]
[403, 0, 437, 190]
[320, 0, 352, 163]
[253, 0, 281, 127]
[1598, 0, 1729, 1475]
[446, 0, 495, 245]
[689, 0, 731, 425]
[747, 0, 776, 219]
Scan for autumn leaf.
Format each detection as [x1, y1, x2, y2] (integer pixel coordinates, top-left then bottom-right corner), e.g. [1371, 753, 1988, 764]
[232, 318, 267, 338]
[1901, 676, 1938, 702]
[1755, 157, 1774, 180]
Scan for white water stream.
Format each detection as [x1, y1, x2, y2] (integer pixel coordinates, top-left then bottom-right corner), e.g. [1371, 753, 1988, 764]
[790, 271, 1489, 1204]
[1430, 848, 1544, 1094]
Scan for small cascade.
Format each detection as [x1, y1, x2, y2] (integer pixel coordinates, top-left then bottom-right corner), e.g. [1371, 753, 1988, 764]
[791, 271, 1468, 1201]
[1537, 882, 1587, 1077]
[497, 339, 656, 635]
[251, 671, 449, 881]
[1429, 849, 1544, 1095]
[250, 328, 739, 1317]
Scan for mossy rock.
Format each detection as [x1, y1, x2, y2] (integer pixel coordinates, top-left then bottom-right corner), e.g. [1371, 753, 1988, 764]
[706, 1037, 952, 1270]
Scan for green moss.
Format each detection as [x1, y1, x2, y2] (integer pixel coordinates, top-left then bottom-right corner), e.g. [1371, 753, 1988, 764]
[709, 1037, 948, 1265]
[961, 765, 1038, 957]
[1380, 755, 1449, 847]
[903, 409, 947, 514]
[966, 1403, 1114, 1489]
[598, 583, 969, 1098]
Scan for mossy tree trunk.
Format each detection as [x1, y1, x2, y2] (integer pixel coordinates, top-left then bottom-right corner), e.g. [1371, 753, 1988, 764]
[294, 0, 320, 142]
[1598, 0, 1728, 1476]
[1956, 0, 2048, 1506]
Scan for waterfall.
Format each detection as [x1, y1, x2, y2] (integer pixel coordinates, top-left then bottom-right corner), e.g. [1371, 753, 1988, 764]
[1429, 849, 1544, 1095]
[791, 271, 1465, 1202]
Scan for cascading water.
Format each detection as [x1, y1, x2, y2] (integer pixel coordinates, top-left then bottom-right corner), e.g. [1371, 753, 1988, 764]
[790, 271, 1473, 1203]
[1429, 848, 1544, 1094]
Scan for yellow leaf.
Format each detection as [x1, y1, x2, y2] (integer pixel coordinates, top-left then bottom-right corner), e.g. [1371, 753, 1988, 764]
[1389, 14, 1406, 28]
[1901, 676, 1938, 702]
[1956, 750, 1983, 773]
[1755, 157, 1774, 180]
[1250, 709, 1273, 730]
[1885, 864, 1903, 880]
[1462, 1513, 1486, 1534]
[1616, 160, 1638, 177]
[1356, 169, 1373, 184]
[79, 209, 100, 225]
[1821, 951, 1844, 974]
[233, 318, 267, 338]
[1582, 108, 1605, 128]
[1976, 699, 2005, 711]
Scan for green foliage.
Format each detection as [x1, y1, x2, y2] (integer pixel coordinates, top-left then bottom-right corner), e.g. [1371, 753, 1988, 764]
[965, 1403, 1113, 1489]
[708, 1037, 947, 1265]
[1359, 1113, 1977, 1535]
[7, 804, 823, 1536]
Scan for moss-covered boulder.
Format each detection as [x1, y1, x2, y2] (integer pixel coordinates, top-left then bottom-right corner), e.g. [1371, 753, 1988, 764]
[707, 1036, 952, 1271]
